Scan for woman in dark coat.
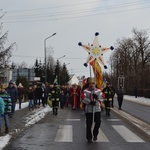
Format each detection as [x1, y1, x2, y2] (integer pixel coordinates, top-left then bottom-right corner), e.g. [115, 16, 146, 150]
[34, 83, 42, 108]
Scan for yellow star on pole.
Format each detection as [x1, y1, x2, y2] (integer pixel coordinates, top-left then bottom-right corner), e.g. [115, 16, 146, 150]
[78, 32, 114, 69]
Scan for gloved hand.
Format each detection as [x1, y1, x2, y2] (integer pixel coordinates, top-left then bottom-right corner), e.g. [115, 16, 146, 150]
[90, 101, 96, 106]
[92, 94, 98, 100]
[1, 114, 4, 117]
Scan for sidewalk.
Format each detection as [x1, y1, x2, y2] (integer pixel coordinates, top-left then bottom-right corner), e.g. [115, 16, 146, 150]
[0, 103, 51, 149]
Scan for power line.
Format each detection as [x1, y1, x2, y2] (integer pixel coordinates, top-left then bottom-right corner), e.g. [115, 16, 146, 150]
[3, 0, 148, 18]
[12, 54, 110, 59]
[1, 1, 150, 23]
[1, 0, 103, 13]
[1, 0, 147, 14]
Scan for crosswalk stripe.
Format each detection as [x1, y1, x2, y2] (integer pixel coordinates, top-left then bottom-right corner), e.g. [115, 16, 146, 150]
[112, 125, 145, 142]
[65, 119, 80, 121]
[107, 119, 121, 121]
[97, 129, 109, 142]
[55, 125, 73, 142]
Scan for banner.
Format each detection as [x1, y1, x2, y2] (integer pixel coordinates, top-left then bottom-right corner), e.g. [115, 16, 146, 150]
[90, 60, 103, 90]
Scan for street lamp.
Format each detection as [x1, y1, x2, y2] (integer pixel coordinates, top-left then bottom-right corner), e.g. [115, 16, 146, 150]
[44, 33, 56, 82]
[57, 55, 66, 84]
[57, 55, 66, 60]
[65, 63, 70, 66]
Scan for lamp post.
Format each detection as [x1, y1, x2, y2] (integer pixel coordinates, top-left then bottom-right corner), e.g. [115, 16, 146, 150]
[57, 55, 66, 84]
[44, 33, 56, 82]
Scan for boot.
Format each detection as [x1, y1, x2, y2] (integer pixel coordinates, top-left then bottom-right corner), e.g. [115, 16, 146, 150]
[0, 128, 1, 136]
[5, 127, 9, 134]
[55, 108, 58, 116]
[53, 108, 55, 115]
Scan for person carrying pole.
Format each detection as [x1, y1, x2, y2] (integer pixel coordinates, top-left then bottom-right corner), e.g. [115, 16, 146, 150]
[82, 81, 103, 143]
[78, 31, 114, 143]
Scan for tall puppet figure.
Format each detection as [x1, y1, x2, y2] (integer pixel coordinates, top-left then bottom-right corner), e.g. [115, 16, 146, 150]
[78, 32, 114, 143]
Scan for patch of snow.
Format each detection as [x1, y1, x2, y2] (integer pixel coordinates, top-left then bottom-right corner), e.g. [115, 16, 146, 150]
[25, 106, 51, 126]
[124, 95, 150, 106]
[0, 134, 12, 149]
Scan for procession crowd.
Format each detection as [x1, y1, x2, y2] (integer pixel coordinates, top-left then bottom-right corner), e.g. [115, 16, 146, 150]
[0, 77, 124, 143]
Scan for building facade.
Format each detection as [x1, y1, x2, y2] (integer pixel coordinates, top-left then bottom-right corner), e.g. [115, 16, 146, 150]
[12, 68, 35, 82]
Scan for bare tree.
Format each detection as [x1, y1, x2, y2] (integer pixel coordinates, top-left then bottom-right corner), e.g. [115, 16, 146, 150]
[18, 61, 28, 68]
[110, 28, 150, 95]
[132, 28, 150, 88]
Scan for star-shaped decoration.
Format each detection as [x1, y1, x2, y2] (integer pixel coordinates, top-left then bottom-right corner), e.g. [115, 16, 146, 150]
[78, 32, 114, 69]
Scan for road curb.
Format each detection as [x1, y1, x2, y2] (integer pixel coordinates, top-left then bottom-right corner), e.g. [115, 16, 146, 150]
[112, 107, 150, 136]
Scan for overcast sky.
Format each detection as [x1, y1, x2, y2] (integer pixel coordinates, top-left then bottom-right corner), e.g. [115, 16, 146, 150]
[1, 0, 150, 78]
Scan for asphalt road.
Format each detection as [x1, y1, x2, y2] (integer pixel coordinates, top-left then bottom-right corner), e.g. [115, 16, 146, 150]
[113, 97, 150, 124]
[4, 105, 150, 150]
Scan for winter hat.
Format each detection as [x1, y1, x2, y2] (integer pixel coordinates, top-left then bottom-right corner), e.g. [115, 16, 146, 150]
[18, 83, 23, 88]
[1, 84, 6, 89]
[9, 80, 13, 84]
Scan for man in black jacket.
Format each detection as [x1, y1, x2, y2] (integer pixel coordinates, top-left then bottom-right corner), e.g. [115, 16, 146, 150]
[117, 85, 124, 110]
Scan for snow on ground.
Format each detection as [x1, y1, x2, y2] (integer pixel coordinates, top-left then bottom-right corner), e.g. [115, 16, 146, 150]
[0, 102, 52, 149]
[25, 106, 51, 126]
[0, 96, 149, 149]
[124, 95, 150, 106]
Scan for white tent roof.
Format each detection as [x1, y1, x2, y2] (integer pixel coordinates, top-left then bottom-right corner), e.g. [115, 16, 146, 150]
[68, 75, 79, 85]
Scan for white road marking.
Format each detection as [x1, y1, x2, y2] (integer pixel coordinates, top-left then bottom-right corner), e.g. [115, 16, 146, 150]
[97, 129, 109, 142]
[55, 125, 73, 142]
[112, 125, 145, 142]
[65, 119, 80, 121]
[107, 119, 121, 121]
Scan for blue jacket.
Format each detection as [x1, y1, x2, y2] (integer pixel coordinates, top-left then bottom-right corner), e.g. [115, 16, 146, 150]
[0, 97, 5, 114]
[0, 92, 12, 114]
[6, 86, 18, 102]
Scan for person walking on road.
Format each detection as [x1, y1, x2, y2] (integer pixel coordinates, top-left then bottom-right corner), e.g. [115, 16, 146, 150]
[82, 82, 103, 143]
[134, 86, 138, 98]
[41, 83, 47, 107]
[102, 83, 113, 116]
[70, 83, 79, 110]
[27, 85, 34, 111]
[0, 84, 12, 135]
[35, 83, 42, 108]
[81, 77, 92, 112]
[49, 83, 60, 115]
[110, 84, 115, 108]
[6, 81, 18, 117]
[117, 85, 124, 110]
[0, 96, 4, 136]
[17, 83, 24, 109]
